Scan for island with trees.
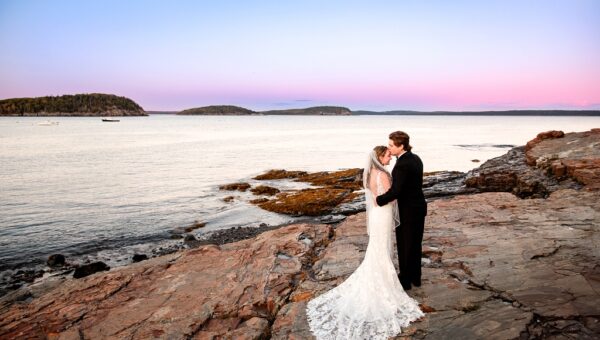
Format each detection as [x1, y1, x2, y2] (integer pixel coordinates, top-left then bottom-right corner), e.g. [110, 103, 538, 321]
[176, 105, 352, 115]
[0, 94, 146, 116]
[177, 105, 258, 115]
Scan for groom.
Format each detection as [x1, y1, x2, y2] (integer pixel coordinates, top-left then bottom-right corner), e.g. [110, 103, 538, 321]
[376, 131, 427, 291]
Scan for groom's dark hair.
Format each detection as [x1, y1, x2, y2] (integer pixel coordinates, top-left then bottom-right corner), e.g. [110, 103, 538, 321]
[389, 131, 412, 151]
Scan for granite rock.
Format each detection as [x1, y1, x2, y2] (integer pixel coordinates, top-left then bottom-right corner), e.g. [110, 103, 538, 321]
[466, 129, 599, 197]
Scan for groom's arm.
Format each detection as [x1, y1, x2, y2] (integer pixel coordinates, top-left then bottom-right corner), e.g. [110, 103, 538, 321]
[376, 163, 407, 206]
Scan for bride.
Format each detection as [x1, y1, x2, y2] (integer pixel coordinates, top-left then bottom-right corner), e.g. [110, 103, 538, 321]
[306, 146, 424, 339]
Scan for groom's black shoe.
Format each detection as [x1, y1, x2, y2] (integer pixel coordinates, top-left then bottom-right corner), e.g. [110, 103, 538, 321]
[412, 279, 422, 287]
[398, 275, 412, 290]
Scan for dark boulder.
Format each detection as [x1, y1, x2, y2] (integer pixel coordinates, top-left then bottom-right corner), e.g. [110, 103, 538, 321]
[47, 254, 66, 267]
[184, 234, 197, 242]
[183, 234, 202, 249]
[132, 254, 148, 263]
[219, 182, 251, 192]
[250, 185, 280, 196]
[73, 262, 110, 279]
[253, 169, 307, 180]
[422, 171, 478, 199]
[184, 221, 206, 232]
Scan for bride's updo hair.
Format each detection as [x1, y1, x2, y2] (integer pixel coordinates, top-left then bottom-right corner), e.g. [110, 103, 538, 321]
[373, 145, 387, 163]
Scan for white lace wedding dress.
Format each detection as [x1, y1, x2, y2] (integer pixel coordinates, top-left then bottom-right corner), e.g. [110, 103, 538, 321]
[306, 169, 424, 339]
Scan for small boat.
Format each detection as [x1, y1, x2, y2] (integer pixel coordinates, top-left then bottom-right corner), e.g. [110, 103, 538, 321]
[102, 119, 120, 122]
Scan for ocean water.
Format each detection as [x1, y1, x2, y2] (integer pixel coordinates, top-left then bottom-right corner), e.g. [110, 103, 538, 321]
[1, 115, 598, 278]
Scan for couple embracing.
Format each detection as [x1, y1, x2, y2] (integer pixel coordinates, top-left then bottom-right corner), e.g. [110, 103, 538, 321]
[306, 131, 427, 339]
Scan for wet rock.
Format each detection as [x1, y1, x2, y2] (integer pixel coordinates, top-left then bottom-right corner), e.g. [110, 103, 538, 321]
[47, 254, 66, 267]
[73, 261, 110, 279]
[330, 192, 366, 215]
[197, 224, 279, 245]
[297, 168, 363, 191]
[184, 221, 206, 233]
[423, 171, 478, 199]
[219, 182, 251, 192]
[10, 269, 44, 284]
[222, 195, 235, 203]
[253, 168, 476, 218]
[169, 227, 186, 235]
[317, 214, 347, 224]
[132, 254, 148, 263]
[183, 234, 202, 249]
[253, 169, 307, 180]
[184, 234, 197, 242]
[252, 169, 363, 216]
[250, 185, 280, 196]
[151, 244, 182, 257]
[256, 188, 353, 216]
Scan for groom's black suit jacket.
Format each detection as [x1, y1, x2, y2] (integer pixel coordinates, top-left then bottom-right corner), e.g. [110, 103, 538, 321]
[376, 150, 427, 218]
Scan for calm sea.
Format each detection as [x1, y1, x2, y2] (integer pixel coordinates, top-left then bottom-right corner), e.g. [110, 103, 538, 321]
[1, 115, 598, 278]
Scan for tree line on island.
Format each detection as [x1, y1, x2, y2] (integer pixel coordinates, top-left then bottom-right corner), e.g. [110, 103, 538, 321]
[1, 94, 599, 116]
[0, 94, 146, 116]
[176, 105, 352, 115]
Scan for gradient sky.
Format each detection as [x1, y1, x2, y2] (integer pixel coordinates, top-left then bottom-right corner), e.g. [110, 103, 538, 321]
[1, 0, 599, 111]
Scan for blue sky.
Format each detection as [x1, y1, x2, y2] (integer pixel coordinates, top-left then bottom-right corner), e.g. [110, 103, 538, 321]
[1, 0, 599, 111]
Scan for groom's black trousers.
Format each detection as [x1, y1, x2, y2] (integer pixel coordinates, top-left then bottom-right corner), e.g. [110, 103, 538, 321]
[395, 205, 426, 285]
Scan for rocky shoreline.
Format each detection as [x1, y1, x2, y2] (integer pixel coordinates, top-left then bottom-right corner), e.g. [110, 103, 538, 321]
[1, 129, 599, 339]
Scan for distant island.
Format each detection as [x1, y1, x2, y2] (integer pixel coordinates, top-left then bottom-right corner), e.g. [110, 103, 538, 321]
[177, 105, 258, 115]
[261, 106, 352, 115]
[176, 105, 352, 116]
[353, 110, 600, 116]
[0, 94, 146, 116]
